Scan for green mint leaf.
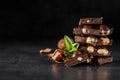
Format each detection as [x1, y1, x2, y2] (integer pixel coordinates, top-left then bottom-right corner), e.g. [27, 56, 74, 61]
[69, 47, 78, 53]
[64, 35, 70, 51]
[72, 43, 80, 48]
[64, 35, 73, 51]
[64, 51, 72, 56]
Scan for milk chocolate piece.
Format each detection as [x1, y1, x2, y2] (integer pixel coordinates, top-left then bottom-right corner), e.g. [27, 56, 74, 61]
[73, 26, 113, 36]
[79, 17, 103, 25]
[75, 36, 112, 46]
[52, 49, 65, 63]
[80, 46, 111, 56]
[65, 52, 90, 67]
[97, 56, 113, 65]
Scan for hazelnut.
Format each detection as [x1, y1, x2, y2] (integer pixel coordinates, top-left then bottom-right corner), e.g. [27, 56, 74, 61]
[86, 37, 97, 44]
[52, 49, 64, 62]
[77, 57, 83, 61]
[97, 48, 108, 56]
[57, 38, 73, 50]
[101, 38, 110, 45]
[57, 38, 66, 50]
[82, 28, 87, 34]
[86, 37, 92, 44]
[87, 59, 91, 63]
[107, 29, 110, 35]
[101, 30, 106, 35]
[86, 20, 90, 23]
[87, 46, 94, 53]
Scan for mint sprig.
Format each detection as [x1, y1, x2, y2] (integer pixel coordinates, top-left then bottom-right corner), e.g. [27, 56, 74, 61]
[63, 35, 80, 56]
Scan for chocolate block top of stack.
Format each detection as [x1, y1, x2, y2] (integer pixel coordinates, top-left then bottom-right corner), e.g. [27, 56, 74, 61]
[79, 17, 103, 26]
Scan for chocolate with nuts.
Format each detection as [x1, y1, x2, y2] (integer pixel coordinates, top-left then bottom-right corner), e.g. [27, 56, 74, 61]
[73, 25, 113, 36]
[79, 17, 103, 26]
[75, 36, 112, 46]
[40, 17, 113, 67]
[65, 51, 90, 67]
[80, 46, 111, 56]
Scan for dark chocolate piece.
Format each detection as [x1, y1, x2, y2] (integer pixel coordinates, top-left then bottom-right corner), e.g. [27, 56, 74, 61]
[74, 36, 112, 46]
[79, 17, 103, 25]
[97, 56, 113, 65]
[73, 25, 113, 36]
[65, 52, 90, 67]
[52, 49, 65, 63]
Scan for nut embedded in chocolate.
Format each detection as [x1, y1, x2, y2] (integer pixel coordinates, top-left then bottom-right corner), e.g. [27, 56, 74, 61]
[97, 48, 109, 56]
[87, 46, 94, 53]
[101, 37, 110, 45]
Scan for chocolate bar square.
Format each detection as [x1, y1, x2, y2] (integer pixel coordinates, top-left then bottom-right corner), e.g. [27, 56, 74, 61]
[97, 56, 113, 65]
[79, 17, 103, 25]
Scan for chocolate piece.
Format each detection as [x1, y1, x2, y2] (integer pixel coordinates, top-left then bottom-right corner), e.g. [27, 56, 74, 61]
[80, 46, 111, 56]
[73, 26, 113, 36]
[52, 49, 65, 63]
[79, 17, 103, 25]
[40, 48, 52, 53]
[97, 56, 113, 65]
[72, 51, 82, 58]
[74, 36, 112, 46]
[65, 52, 90, 67]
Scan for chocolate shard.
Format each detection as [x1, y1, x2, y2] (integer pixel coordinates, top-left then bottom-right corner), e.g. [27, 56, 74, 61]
[79, 17, 103, 25]
[65, 52, 90, 67]
[97, 56, 113, 65]
[74, 36, 112, 46]
[73, 26, 113, 36]
[80, 46, 111, 56]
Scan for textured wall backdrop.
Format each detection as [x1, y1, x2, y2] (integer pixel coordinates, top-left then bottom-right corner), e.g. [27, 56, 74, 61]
[1, 0, 120, 41]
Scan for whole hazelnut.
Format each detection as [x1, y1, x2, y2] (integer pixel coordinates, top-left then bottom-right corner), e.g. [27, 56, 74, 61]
[107, 29, 110, 35]
[101, 38, 110, 45]
[82, 28, 87, 34]
[87, 46, 94, 53]
[57, 38, 66, 50]
[57, 38, 73, 50]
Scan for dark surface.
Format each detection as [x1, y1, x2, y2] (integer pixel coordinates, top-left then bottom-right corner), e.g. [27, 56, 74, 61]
[0, 40, 120, 80]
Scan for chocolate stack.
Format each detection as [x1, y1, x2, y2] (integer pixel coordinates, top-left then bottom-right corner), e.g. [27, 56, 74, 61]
[66, 17, 113, 67]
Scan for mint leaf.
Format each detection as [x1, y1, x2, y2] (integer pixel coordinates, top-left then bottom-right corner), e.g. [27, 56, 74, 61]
[64, 35, 73, 51]
[63, 35, 80, 56]
[72, 43, 80, 48]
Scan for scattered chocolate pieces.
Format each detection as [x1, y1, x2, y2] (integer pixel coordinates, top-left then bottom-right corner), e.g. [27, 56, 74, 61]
[40, 17, 113, 67]
[97, 56, 113, 65]
[40, 48, 52, 53]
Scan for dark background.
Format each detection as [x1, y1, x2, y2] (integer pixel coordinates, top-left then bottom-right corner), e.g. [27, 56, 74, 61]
[1, 0, 120, 42]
